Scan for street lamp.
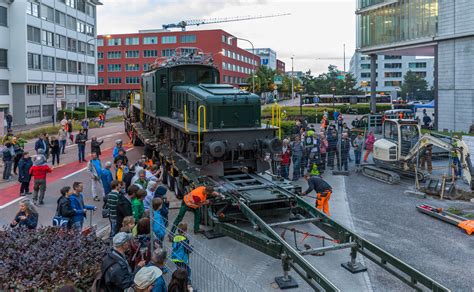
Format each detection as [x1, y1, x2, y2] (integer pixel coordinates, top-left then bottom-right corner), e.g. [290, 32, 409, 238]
[84, 35, 111, 119]
[291, 56, 294, 100]
[229, 36, 255, 93]
[331, 86, 336, 111]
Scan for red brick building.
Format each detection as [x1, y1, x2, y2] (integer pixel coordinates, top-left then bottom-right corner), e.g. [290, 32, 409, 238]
[276, 59, 286, 74]
[89, 29, 259, 101]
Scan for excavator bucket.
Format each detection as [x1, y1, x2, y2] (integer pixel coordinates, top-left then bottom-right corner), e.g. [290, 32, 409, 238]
[420, 179, 455, 198]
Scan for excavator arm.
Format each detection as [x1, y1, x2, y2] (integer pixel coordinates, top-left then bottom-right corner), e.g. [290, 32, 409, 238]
[403, 134, 474, 189]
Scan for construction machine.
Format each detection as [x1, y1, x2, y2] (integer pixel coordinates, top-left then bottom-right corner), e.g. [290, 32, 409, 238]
[361, 119, 474, 190]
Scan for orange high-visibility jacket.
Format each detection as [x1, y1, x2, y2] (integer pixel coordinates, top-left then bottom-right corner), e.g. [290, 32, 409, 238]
[184, 186, 207, 209]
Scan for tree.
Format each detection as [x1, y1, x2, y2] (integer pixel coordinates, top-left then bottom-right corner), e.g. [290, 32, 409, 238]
[300, 65, 362, 95]
[343, 73, 362, 95]
[400, 71, 429, 100]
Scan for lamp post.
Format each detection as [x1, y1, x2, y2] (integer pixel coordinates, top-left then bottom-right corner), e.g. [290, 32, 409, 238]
[229, 37, 255, 93]
[291, 56, 294, 100]
[331, 86, 336, 112]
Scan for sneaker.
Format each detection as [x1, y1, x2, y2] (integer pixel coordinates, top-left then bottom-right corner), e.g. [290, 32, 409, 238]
[33, 200, 38, 205]
[25, 192, 32, 195]
[93, 196, 100, 201]
[19, 193, 25, 197]
[39, 201, 44, 205]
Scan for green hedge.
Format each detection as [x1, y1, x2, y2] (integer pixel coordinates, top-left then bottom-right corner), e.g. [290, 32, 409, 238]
[58, 108, 103, 119]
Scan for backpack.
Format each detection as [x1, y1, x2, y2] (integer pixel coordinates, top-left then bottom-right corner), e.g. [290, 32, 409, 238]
[102, 194, 110, 218]
[91, 253, 119, 292]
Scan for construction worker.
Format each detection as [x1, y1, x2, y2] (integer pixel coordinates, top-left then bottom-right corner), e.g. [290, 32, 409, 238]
[301, 174, 332, 216]
[419, 144, 433, 174]
[451, 136, 462, 178]
[170, 186, 221, 236]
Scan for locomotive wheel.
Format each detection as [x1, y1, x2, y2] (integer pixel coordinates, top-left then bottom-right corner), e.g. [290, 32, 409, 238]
[132, 131, 142, 146]
[162, 168, 168, 185]
[174, 178, 183, 199]
[167, 173, 175, 190]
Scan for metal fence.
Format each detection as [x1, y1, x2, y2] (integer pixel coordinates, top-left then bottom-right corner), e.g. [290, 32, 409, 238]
[150, 214, 264, 292]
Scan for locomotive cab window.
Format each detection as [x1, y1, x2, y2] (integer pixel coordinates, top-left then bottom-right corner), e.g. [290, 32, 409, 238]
[171, 69, 185, 83]
[160, 74, 167, 90]
[197, 69, 212, 84]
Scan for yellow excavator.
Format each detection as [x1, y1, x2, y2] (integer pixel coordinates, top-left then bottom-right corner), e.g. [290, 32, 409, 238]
[361, 119, 474, 190]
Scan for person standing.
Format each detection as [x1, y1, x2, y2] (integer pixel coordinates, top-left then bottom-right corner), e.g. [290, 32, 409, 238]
[12, 137, 24, 176]
[58, 126, 68, 154]
[114, 148, 129, 168]
[6, 111, 13, 130]
[18, 152, 33, 196]
[333, 110, 339, 122]
[99, 112, 106, 127]
[420, 144, 433, 174]
[88, 152, 103, 201]
[10, 199, 38, 229]
[29, 156, 52, 205]
[105, 180, 121, 238]
[56, 186, 76, 229]
[113, 140, 125, 159]
[148, 249, 168, 292]
[363, 131, 376, 163]
[352, 132, 364, 168]
[34, 134, 48, 157]
[49, 136, 61, 167]
[101, 161, 114, 196]
[67, 119, 74, 144]
[81, 118, 89, 139]
[302, 174, 333, 216]
[337, 114, 344, 133]
[319, 132, 328, 172]
[2, 142, 14, 181]
[291, 136, 304, 181]
[43, 133, 51, 160]
[339, 132, 351, 171]
[91, 136, 104, 158]
[132, 189, 146, 222]
[280, 139, 291, 179]
[171, 223, 193, 282]
[327, 131, 338, 170]
[75, 129, 87, 163]
[69, 181, 96, 231]
[170, 186, 220, 235]
[116, 185, 137, 234]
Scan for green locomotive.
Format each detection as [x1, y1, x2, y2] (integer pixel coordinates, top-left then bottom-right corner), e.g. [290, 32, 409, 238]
[127, 53, 281, 177]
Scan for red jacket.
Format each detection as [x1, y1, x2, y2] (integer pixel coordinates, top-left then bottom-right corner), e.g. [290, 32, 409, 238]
[281, 146, 291, 165]
[29, 165, 52, 180]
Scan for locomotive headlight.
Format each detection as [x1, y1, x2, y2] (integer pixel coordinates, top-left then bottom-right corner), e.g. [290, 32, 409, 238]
[208, 141, 226, 158]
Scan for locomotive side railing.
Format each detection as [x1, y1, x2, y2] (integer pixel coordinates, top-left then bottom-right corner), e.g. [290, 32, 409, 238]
[197, 105, 207, 157]
[271, 102, 282, 139]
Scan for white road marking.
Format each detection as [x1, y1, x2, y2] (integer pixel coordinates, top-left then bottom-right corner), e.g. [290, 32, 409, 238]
[61, 167, 87, 179]
[0, 197, 24, 210]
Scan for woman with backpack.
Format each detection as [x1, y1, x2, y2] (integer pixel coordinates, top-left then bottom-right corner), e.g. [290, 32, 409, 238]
[54, 186, 76, 228]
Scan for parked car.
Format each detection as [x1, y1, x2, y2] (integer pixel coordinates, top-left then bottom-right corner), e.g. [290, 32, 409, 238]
[88, 101, 110, 110]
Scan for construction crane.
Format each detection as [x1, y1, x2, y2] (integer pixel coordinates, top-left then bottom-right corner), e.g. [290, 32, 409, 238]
[162, 13, 291, 31]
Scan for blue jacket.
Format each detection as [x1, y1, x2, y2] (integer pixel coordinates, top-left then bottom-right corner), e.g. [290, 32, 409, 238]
[113, 146, 124, 158]
[2, 146, 13, 162]
[69, 193, 95, 224]
[171, 235, 192, 264]
[11, 211, 38, 229]
[34, 138, 49, 152]
[152, 210, 166, 242]
[145, 263, 167, 292]
[101, 168, 114, 195]
[18, 157, 33, 183]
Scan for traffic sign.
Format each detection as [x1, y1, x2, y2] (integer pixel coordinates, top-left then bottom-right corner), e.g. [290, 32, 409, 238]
[274, 75, 282, 85]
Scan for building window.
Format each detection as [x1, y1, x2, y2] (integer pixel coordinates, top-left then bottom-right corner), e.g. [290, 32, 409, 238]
[125, 50, 139, 58]
[42, 104, 54, 117]
[87, 63, 95, 76]
[27, 84, 40, 95]
[27, 25, 41, 43]
[77, 0, 86, 13]
[85, 24, 94, 37]
[88, 44, 95, 56]
[98, 77, 104, 84]
[41, 30, 54, 47]
[26, 105, 41, 118]
[0, 49, 7, 68]
[125, 37, 139, 45]
[86, 4, 95, 17]
[384, 63, 402, 69]
[97, 52, 103, 59]
[413, 71, 427, 78]
[384, 72, 402, 78]
[107, 51, 122, 59]
[143, 36, 157, 45]
[222, 62, 226, 70]
[40, 4, 54, 22]
[78, 85, 85, 94]
[126, 77, 140, 84]
[67, 60, 77, 73]
[108, 77, 121, 84]
[222, 35, 228, 44]
[125, 64, 139, 71]
[67, 15, 76, 31]
[66, 0, 75, 8]
[108, 38, 121, 46]
[54, 34, 66, 50]
[384, 55, 401, 60]
[27, 2, 40, 17]
[66, 85, 76, 94]
[143, 50, 158, 58]
[107, 64, 121, 72]
[161, 49, 175, 57]
[143, 64, 150, 71]
[56, 58, 67, 73]
[385, 81, 402, 87]
[409, 62, 427, 69]
[179, 48, 196, 55]
[42, 55, 55, 71]
[28, 53, 41, 70]
[97, 39, 104, 46]
[77, 62, 85, 75]
[0, 6, 7, 27]
[67, 38, 77, 52]
[0, 80, 8, 95]
[161, 36, 176, 44]
[180, 35, 196, 43]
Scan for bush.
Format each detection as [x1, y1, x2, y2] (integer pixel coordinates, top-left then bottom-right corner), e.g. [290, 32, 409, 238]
[58, 108, 103, 120]
[101, 101, 120, 107]
[0, 227, 107, 290]
[3, 120, 99, 141]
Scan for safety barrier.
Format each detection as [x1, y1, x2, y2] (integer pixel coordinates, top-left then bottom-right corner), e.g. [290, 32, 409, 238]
[184, 104, 189, 133]
[197, 105, 207, 157]
[149, 215, 262, 292]
[271, 102, 282, 139]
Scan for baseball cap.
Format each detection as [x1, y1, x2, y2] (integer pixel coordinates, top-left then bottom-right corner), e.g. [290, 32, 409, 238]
[134, 266, 162, 289]
[112, 232, 132, 247]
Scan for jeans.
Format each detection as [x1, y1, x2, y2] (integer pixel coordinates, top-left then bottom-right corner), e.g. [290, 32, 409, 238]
[52, 152, 60, 165]
[109, 218, 117, 238]
[280, 164, 290, 179]
[20, 181, 30, 194]
[78, 144, 85, 162]
[7, 121, 11, 130]
[171, 203, 201, 235]
[13, 155, 21, 174]
[33, 179, 46, 203]
[72, 221, 83, 232]
[292, 156, 302, 180]
[354, 150, 362, 166]
[3, 160, 12, 180]
[60, 140, 67, 154]
[453, 157, 462, 177]
[339, 154, 348, 171]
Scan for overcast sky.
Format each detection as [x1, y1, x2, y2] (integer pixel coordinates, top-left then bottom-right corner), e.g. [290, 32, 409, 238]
[97, 0, 356, 75]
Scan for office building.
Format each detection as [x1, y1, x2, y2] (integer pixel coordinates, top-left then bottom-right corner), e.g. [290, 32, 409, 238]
[276, 59, 285, 74]
[356, 0, 474, 132]
[349, 52, 434, 96]
[89, 29, 260, 101]
[247, 48, 277, 71]
[0, 0, 101, 126]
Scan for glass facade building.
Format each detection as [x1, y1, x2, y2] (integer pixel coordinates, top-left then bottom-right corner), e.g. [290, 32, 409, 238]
[358, 0, 438, 48]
